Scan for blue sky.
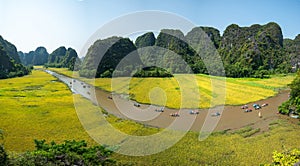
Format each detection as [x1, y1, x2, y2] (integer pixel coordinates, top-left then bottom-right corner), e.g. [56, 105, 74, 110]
[0, 0, 299, 56]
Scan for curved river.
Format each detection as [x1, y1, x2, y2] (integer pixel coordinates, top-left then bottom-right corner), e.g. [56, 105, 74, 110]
[44, 69, 290, 132]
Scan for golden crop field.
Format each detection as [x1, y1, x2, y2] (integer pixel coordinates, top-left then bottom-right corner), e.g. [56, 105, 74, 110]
[0, 69, 299, 165]
[0, 69, 163, 152]
[113, 119, 300, 165]
[74, 92, 300, 165]
[0, 70, 96, 152]
[49, 68, 295, 109]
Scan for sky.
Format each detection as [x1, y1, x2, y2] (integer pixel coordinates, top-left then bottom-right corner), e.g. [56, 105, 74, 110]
[0, 0, 300, 57]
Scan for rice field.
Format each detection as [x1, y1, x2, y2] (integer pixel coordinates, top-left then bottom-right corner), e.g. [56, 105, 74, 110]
[0, 70, 96, 152]
[49, 68, 295, 109]
[0, 69, 299, 165]
[71, 87, 300, 165]
[113, 119, 300, 165]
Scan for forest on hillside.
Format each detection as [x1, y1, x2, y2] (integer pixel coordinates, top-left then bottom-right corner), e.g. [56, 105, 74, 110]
[0, 35, 81, 79]
[80, 22, 300, 78]
[1, 22, 300, 80]
[18, 46, 80, 71]
[0, 36, 31, 79]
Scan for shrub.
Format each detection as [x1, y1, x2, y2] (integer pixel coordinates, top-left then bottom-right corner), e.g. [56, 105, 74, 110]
[265, 148, 300, 165]
[279, 70, 300, 115]
[79, 69, 97, 78]
[9, 140, 115, 166]
[0, 130, 7, 165]
[0, 145, 8, 165]
[278, 101, 290, 114]
[133, 66, 173, 77]
[100, 70, 112, 78]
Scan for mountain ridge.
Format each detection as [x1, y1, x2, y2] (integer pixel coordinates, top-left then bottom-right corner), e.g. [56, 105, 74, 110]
[0, 36, 30, 79]
[80, 22, 299, 78]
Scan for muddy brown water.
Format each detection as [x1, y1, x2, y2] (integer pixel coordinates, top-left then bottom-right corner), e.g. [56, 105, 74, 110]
[45, 70, 290, 132]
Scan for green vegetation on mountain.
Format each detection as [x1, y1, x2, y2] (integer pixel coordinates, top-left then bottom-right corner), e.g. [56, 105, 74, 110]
[283, 34, 300, 71]
[80, 22, 296, 78]
[0, 36, 21, 63]
[0, 36, 31, 79]
[135, 30, 192, 75]
[219, 22, 290, 78]
[154, 29, 197, 74]
[19, 47, 49, 66]
[185, 26, 223, 75]
[17, 46, 80, 71]
[18, 51, 33, 66]
[80, 36, 140, 78]
[135, 32, 156, 48]
[47, 46, 67, 64]
[198, 26, 221, 48]
[61, 48, 79, 70]
[44, 46, 80, 70]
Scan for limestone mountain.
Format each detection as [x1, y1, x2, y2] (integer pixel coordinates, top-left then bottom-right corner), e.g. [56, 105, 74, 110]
[154, 29, 196, 73]
[0, 35, 21, 63]
[79, 22, 295, 78]
[284, 34, 300, 71]
[33, 47, 49, 65]
[185, 26, 223, 76]
[61, 48, 79, 70]
[18, 46, 80, 71]
[218, 22, 289, 77]
[48, 46, 67, 64]
[80, 36, 140, 78]
[188, 26, 221, 49]
[135, 32, 156, 48]
[44, 46, 79, 70]
[19, 47, 49, 66]
[0, 36, 30, 79]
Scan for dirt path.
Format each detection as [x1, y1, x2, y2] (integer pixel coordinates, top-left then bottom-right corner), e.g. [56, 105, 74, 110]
[45, 70, 290, 132]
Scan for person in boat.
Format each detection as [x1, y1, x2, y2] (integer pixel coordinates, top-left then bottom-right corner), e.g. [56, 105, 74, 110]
[258, 111, 262, 118]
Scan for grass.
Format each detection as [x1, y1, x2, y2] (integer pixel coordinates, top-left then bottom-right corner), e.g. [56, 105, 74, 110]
[0, 69, 299, 165]
[234, 126, 261, 138]
[49, 68, 295, 109]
